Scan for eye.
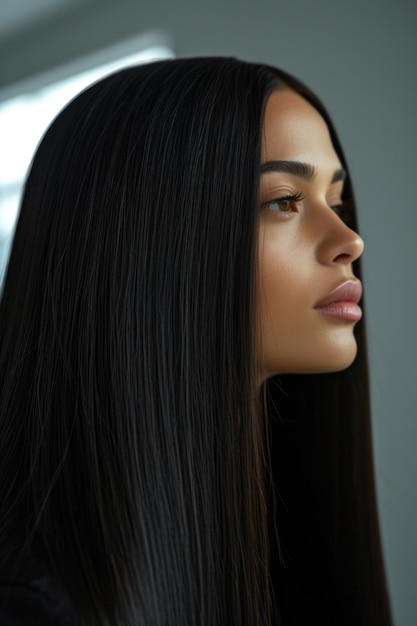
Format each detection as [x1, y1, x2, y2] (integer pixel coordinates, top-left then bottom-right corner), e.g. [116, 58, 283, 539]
[330, 199, 353, 226]
[262, 192, 304, 213]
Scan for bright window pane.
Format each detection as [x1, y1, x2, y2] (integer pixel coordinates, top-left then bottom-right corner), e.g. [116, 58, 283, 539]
[0, 43, 174, 279]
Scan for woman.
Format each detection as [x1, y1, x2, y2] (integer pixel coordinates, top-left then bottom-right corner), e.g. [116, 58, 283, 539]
[0, 57, 392, 625]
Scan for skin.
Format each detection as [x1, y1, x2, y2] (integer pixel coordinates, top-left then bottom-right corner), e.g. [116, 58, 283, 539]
[257, 88, 364, 383]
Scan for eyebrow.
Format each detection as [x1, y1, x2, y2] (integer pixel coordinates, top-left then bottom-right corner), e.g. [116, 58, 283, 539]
[260, 159, 346, 184]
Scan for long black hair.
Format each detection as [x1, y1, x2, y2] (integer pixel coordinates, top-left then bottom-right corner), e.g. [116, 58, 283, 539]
[0, 57, 391, 626]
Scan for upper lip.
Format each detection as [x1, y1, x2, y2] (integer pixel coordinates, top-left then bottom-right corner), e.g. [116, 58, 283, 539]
[314, 279, 362, 308]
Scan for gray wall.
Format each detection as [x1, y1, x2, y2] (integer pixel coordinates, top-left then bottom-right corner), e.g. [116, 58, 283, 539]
[1, 1, 416, 624]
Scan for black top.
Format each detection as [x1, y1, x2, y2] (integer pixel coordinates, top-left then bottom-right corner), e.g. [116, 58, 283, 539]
[0, 579, 78, 626]
[1, 577, 280, 626]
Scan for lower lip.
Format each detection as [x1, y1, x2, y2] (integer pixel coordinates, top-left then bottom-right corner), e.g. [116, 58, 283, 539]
[314, 302, 362, 321]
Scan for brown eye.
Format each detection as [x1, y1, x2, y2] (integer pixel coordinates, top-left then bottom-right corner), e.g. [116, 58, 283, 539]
[266, 198, 293, 212]
[262, 192, 304, 213]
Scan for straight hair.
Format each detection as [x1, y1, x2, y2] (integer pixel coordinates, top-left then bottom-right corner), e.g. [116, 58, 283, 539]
[0, 57, 391, 626]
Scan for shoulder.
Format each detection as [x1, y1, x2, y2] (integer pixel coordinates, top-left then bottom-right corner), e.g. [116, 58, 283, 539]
[0, 579, 78, 626]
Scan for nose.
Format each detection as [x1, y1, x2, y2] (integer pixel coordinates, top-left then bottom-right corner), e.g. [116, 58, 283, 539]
[316, 206, 364, 266]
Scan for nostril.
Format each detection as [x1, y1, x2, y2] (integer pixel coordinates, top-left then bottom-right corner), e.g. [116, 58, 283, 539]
[333, 252, 353, 264]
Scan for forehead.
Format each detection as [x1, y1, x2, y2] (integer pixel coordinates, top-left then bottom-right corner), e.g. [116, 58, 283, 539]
[262, 88, 341, 168]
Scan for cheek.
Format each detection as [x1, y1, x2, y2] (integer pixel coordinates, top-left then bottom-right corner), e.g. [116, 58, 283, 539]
[257, 229, 311, 333]
[256, 227, 359, 378]
[256, 225, 319, 376]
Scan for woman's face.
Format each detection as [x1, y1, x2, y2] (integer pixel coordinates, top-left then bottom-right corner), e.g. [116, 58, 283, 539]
[257, 88, 364, 383]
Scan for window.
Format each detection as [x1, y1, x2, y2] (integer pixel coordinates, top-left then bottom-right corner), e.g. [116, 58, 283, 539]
[0, 39, 174, 280]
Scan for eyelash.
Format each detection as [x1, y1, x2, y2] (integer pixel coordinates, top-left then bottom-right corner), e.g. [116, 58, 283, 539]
[330, 200, 352, 224]
[262, 192, 304, 214]
[262, 192, 351, 223]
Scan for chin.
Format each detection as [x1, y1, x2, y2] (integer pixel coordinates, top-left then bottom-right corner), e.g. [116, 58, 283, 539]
[297, 345, 358, 375]
[311, 359, 357, 374]
[259, 343, 358, 380]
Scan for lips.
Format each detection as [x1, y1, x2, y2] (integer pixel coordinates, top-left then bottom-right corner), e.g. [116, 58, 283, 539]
[314, 279, 362, 321]
[314, 279, 362, 308]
